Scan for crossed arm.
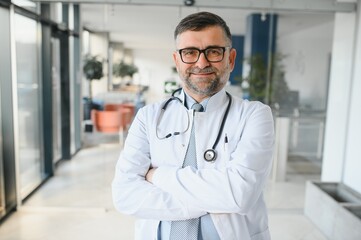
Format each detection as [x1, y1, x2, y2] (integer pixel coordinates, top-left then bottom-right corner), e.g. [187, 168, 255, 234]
[112, 104, 274, 221]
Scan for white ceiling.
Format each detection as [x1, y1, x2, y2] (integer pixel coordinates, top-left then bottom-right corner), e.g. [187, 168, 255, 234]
[81, 3, 335, 51]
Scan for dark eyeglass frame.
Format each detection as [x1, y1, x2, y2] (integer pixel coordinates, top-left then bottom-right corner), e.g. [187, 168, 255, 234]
[177, 46, 231, 64]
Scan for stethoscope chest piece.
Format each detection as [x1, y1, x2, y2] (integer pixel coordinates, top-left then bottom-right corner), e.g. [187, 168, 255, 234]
[204, 149, 217, 162]
[158, 89, 232, 163]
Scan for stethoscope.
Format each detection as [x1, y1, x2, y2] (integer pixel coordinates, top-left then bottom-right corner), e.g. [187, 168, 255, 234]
[156, 88, 232, 162]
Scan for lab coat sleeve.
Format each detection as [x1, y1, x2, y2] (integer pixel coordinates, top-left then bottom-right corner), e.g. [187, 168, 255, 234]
[152, 103, 274, 216]
[112, 106, 207, 220]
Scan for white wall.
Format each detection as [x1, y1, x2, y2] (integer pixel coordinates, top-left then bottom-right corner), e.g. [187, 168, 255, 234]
[133, 48, 178, 104]
[278, 21, 334, 110]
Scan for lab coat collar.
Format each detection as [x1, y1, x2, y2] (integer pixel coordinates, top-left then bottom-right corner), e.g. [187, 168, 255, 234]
[183, 92, 210, 111]
[178, 88, 229, 113]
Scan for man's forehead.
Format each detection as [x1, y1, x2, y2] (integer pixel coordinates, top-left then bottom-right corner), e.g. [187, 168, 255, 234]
[175, 27, 228, 47]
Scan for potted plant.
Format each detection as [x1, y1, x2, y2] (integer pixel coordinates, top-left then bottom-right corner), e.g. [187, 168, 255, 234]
[83, 54, 104, 120]
[83, 54, 104, 98]
[242, 53, 289, 105]
[268, 53, 290, 108]
[244, 54, 268, 102]
[113, 60, 138, 86]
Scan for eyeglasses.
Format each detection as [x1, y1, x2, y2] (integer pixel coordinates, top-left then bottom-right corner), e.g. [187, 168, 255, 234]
[178, 46, 230, 64]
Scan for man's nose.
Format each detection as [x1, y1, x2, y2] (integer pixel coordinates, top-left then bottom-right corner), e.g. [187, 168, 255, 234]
[195, 52, 211, 68]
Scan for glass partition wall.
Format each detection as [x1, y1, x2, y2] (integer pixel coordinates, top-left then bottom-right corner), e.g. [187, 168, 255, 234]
[275, 12, 332, 177]
[14, 13, 45, 199]
[0, 3, 16, 220]
[0, 5, 5, 210]
[52, 37, 62, 165]
[229, 10, 332, 178]
[0, 74, 4, 220]
[0, 1, 82, 221]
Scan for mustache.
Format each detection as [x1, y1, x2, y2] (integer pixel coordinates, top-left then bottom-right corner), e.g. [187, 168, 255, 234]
[188, 67, 216, 74]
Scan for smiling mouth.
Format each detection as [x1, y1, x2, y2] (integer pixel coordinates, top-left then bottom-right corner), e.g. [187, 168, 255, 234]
[188, 67, 217, 78]
[190, 70, 215, 76]
[193, 72, 212, 75]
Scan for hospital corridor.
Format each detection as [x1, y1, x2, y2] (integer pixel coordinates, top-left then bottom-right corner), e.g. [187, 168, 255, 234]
[0, 135, 326, 240]
[1, 0, 361, 239]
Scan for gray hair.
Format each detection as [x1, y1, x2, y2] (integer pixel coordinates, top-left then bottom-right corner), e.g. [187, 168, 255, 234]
[174, 11, 232, 45]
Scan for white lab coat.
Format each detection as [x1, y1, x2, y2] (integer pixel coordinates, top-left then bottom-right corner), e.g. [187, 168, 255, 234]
[112, 89, 275, 240]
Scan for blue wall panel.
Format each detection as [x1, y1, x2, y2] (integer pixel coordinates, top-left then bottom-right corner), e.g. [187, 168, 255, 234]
[230, 35, 244, 85]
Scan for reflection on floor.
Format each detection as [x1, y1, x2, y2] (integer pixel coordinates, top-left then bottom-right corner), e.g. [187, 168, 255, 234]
[0, 134, 327, 240]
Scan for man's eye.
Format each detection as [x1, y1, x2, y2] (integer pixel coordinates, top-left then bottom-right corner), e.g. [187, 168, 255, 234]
[208, 49, 222, 55]
[183, 50, 197, 56]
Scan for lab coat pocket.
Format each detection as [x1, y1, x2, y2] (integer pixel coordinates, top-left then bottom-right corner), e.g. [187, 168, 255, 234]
[222, 134, 237, 164]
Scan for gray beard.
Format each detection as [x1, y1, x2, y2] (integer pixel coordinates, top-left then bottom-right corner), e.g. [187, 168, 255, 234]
[183, 76, 221, 97]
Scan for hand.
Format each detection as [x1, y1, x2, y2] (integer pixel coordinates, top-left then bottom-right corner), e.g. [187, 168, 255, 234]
[145, 167, 157, 183]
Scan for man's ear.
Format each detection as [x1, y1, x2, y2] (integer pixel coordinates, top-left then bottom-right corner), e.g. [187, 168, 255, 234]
[228, 48, 237, 72]
[173, 51, 179, 68]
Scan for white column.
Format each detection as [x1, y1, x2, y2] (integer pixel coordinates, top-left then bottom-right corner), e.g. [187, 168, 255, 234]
[321, 12, 356, 182]
[343, 1, 361, 194]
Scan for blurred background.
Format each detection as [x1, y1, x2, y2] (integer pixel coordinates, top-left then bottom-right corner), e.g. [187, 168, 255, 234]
[0, 0, 361, 239]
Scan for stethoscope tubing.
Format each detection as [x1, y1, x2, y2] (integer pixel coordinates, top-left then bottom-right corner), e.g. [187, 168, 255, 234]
[156, 88, 232, 162]
[210, 91, 232, 150]
[156, 95, 190, 139]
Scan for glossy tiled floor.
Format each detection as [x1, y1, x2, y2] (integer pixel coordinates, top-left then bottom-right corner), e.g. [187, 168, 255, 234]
[0, 138, 327, 240]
